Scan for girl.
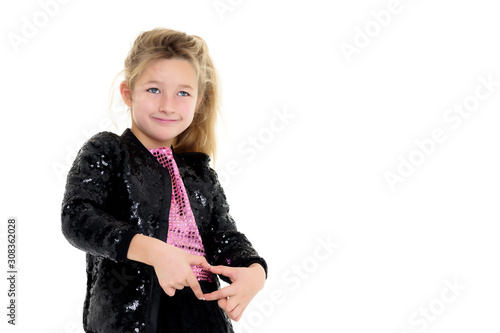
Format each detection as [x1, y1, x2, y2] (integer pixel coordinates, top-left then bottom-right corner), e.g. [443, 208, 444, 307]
[61, 28, 267, 333]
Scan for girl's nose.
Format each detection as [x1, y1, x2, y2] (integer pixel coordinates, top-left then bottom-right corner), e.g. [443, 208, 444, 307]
[159, 94, 175, 113]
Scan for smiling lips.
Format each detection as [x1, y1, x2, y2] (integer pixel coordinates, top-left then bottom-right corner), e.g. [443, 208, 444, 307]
[151, 116, 179, 124]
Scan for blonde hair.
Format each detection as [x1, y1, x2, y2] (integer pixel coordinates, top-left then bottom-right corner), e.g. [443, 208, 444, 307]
[123, 28, 219, 158]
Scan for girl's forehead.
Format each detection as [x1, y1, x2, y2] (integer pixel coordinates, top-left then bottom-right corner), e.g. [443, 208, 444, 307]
[138, 58, 198, 83]
[150, 59, 196, 74]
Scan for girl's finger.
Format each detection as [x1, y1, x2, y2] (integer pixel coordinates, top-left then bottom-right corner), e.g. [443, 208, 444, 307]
[233, 311, 244, 322]
[186, 274, 205, 301]
[203, 284, 235, 301]
[217, 298, 228, 311]
[226, 299, 239, 314]
[189, 254, 211, 270]
[163, 286, 176, 297]
[222, 300, 241, 321]
[173, 283, 185, 291]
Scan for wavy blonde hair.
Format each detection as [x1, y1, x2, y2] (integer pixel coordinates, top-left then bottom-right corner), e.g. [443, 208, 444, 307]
[123, 28, 219, 158]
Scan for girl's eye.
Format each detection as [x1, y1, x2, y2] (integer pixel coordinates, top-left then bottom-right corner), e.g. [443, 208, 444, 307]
[147, 88, 160, 94]
[178, 91, 189, 97]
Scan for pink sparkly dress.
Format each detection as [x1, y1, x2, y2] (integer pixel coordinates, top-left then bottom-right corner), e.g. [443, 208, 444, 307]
[149, 147, 213, 282]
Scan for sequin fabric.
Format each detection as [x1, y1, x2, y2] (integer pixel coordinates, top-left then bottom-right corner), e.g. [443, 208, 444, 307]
[149, 147, 213, 282]
[61, 129, 266, 333]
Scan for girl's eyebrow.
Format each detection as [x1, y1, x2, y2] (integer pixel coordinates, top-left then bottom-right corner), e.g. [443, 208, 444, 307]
[178, 84, 196, 90]
[143, 80, 195, 90]
[144, 80, 161, 85]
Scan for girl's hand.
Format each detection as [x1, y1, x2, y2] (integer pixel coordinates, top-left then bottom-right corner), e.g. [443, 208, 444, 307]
[127, 234, 210, 300]
[203, 264, 266, 321]
[151, 243, 211, 300]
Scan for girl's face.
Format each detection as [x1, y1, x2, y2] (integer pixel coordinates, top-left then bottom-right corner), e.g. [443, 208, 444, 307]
[121, 58, 201, 149]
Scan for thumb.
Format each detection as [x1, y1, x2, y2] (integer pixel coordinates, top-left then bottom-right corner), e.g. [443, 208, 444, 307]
[209, 265, 236, 280]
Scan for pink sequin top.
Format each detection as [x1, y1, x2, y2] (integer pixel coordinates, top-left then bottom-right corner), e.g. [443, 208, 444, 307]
[149, 147, 213, 282]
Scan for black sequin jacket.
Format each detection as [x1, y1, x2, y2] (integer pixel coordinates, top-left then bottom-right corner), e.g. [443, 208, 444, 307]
[61, 129, 267, 333]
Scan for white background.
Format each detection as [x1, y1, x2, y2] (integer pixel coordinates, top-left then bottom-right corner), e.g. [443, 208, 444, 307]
[1, 0, 499, 332]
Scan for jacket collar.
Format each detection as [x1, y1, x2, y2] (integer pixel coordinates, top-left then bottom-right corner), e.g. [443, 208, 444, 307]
[121, 128, 184, 168]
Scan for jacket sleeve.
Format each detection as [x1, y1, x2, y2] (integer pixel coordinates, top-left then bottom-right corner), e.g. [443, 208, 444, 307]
[208, 168, 268, 281]
[61, 132, 138, 262]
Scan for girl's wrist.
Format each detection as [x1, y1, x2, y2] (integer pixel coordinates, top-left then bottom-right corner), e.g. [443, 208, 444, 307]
[128, 234, 165, 266]
[249, 263, 266, 288]
[249, 263, 265, 274]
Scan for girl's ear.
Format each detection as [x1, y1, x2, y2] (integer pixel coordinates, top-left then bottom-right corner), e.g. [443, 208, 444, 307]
[120, 81, 133, 107]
